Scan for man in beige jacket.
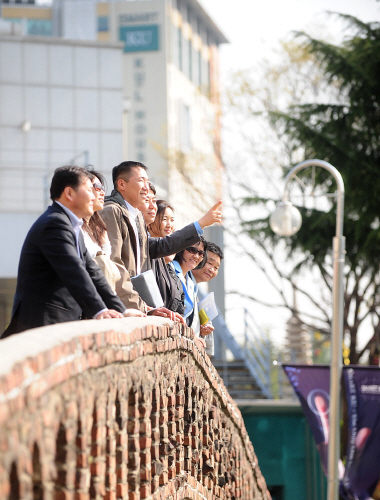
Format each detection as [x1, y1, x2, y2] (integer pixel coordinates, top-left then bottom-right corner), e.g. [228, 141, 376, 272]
[100, 161, 222, 314]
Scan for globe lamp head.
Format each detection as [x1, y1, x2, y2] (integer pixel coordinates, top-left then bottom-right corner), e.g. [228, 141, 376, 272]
[269, 201, 302, 237]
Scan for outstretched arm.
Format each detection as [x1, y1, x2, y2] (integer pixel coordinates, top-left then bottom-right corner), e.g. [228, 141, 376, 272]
[197, 200, 223, 229]
[149, 200, 223, 260]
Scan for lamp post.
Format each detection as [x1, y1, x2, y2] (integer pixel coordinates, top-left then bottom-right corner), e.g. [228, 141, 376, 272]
[270, 159, 345, 500]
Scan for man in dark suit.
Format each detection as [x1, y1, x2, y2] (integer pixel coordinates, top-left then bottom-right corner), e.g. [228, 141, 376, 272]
[2, 166, 144, 338]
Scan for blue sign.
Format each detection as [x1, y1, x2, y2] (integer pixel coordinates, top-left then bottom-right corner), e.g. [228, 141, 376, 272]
[119, 25, 159, 53]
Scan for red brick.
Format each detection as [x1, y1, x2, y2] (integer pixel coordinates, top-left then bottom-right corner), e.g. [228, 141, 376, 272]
[116, 483, 128, 497]
[139, 436, 151, 449]
[0, 323, 269, 500]
[140, 483, 150, 499]
[159, 472, 168, 486]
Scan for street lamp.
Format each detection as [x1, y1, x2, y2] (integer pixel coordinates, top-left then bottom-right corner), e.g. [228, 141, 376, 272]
[270, 159, 345, 500]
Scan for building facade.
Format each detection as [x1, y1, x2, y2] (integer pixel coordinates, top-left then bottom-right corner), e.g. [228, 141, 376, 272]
[0, 33, 124, 330]
[96, 0, 226, 225]
[1, 0, 227, 224]
[0, 0, 227, 330]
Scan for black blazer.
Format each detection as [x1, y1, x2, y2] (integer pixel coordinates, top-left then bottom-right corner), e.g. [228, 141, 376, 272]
[152, 258, 185, 314]
[2, 202, 125, 337]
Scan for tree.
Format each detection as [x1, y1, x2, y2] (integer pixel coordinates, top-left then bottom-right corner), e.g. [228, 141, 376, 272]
[226, 14, 380, 364]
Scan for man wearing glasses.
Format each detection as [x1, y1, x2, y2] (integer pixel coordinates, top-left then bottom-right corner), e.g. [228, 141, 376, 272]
[99, 161, 222, 314]
[191, 242, 224, 356]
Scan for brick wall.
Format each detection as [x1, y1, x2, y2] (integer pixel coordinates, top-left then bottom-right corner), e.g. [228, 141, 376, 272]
[0, 317, 270, 500]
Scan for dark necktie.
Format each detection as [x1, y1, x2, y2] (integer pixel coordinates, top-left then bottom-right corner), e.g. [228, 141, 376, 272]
[135, 214, 143, 249]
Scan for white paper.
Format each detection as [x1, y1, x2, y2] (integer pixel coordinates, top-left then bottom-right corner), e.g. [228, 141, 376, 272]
[198, 292, 218, 322]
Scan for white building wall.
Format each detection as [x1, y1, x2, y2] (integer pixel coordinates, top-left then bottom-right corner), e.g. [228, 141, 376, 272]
[107, 0, 170, 195]
[0, 35, 124, 278]
[61, 0, 97, 40]
[103, 0, 223, 227]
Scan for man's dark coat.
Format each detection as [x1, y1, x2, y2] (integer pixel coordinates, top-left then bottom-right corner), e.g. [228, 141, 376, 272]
[2, 202, 125, 337]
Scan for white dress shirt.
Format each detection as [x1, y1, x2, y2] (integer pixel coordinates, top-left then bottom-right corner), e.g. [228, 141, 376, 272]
[124, 200, 142, 275]
[55, 201, 83, 257]
[55, 201, 109, 318]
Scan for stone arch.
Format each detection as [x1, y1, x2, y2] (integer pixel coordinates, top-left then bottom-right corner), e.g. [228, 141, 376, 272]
[75, 413, 89, 498]
[0, 319, 270, 500]
[183, 370, 193, 476]
[32, 443, 43, 500]
[115, 385, 129, 498]
[54, 423, 68, 497]
[175, 374, 185, 476]
[89, 399, 107, 500]
[105, 381, 119, 497]
[115, 393, 122, 431]
[127, 385, 140, 497]
[150, 382, 161, 495]
[8, 462, 19, 500]
[139, 373, 153, 499]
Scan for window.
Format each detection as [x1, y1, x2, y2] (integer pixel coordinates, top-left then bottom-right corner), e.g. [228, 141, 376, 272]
[178, 26, 183, 71]
[97, 16, 109, 32]
[27, 19, 52, 36]
[179, 102, 191, 153]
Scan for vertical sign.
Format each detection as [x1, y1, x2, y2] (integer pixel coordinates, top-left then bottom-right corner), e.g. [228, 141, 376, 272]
[132, 57, 147, 163]
[341, 367, 380, 500]
[284, 365, 380, 500]
[283, 365, 331, 475]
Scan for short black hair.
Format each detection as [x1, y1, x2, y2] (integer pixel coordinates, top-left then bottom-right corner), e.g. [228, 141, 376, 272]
[112, 161, 148, 188]
[50, 166, 93, 201]
[149, 182, 156, 195]
[174, 236, 208, 269]
[206, 242, 224, 260]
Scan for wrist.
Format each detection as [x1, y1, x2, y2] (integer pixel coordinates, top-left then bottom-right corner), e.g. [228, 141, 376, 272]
[197, 217, 206, 229]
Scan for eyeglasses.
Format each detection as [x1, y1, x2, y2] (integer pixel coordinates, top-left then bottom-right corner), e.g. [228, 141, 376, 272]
[186, 246, 205, 258]
[93, 182, 105, 193]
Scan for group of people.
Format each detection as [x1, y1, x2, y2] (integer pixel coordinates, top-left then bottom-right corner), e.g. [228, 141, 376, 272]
[2, 161, 223, 355]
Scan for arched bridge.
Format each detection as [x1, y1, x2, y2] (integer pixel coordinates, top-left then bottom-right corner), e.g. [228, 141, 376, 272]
[0, 317, 270, 500]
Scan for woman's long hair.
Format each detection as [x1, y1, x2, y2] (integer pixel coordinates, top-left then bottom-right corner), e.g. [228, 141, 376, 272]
[82, 168, 107, 246]
[148, 199, 174, 238]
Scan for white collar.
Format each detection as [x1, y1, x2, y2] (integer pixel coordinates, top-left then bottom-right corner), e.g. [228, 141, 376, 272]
[124, 200, 140, 219]
[55, 201, 83, 231]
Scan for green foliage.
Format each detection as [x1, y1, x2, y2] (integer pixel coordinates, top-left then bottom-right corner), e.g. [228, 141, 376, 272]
[274, 16, 380, 270]
[233, 14, 380, 363]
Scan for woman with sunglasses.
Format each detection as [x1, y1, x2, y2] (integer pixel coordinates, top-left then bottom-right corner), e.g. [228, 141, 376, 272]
[173, 237, 207, 337]
[81, 169, 121, 292]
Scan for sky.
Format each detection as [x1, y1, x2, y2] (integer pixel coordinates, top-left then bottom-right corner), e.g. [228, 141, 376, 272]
[197, 0, 380, 348]
[201, 0, 380, 77]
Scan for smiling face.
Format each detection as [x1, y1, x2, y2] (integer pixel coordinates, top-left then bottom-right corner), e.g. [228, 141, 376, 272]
[191, 251, 221, 283]
[92, 177, 105, 212]
[117, 166, 149, 208]
[160, 207, 175, 237]
[138, 189, 157, 225]
[180, 241, 205, 275]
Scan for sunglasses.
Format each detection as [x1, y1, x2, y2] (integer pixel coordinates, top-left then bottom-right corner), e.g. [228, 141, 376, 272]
[93, 182, 105, 193]
[186, 246, 205, 258]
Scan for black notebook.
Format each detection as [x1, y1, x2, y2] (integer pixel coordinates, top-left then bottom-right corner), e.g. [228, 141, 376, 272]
[130, 270, 164, 308]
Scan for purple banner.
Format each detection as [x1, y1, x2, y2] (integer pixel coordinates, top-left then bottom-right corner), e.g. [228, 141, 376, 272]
[283, 365, 331, 475]
[341, 366, 380, 500]
[284, 364, 380, 500]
